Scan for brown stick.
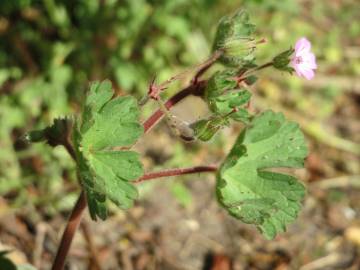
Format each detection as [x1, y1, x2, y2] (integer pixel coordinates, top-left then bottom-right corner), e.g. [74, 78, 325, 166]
[81, 222, 102, 270]
[51, 191, 87, 270]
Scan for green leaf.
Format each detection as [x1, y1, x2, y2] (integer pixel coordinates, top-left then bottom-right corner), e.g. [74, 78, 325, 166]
[213, 9, 257, 67]
[205, 70, 238, 100]
[74, 80, 144, 220]
[0, 251, 37, 270]
[0, 251, 16, 270]
[205, 70, 252, 123]
[216, 110, 308, 239]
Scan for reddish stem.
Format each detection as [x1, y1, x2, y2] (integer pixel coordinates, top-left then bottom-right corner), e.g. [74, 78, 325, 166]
[135, 165, 218, 183]
[52, 164, 217, 269]
[51, 191, 87, 270]
[143, 80, 207, 133]
[52, 75, 210, 270]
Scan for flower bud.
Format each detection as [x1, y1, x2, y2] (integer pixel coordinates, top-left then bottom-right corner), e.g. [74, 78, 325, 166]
[213, 10, 256, 67]
[272, 48, 295, 73]
[24, 117, 73, 147]
[24, 129, 47, 143]
[190, 116, 229, 142]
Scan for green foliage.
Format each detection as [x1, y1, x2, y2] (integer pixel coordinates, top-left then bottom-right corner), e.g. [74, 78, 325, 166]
[192, 68, 253, 141]
[273, 48, 295, 73]
[3, 0, 358, 243]
[244, 75, 258, 85]
[216, 110, 308, 239]
[170, 182, 193, 208]
[25, 118, 73, 147]
[205, 70, 251, 123]
[0, 251, 37, 270]
[73, 81, 144, 220]
[191, 115, 230, 142]
[0, 251, 16, 270]
[213, 9, 257, 67]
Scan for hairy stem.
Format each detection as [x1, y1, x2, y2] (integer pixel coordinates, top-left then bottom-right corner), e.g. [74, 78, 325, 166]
[63, 140, 76, 161]
[254, 62, 273, 71]
[192, 50, 223, 84]
[51, 191, 87, 270]
[143, 80, 207, 133]
[135, 165, 218, 183]
[243, 62, 273, 77]
[52, 164, 218, 269]
[52, 64, 213, 269]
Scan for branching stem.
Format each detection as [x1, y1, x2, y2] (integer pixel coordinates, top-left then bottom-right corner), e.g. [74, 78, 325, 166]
[52, 54, 219, 269]
[143, 80, 207, 133]
[52, 141, 217, 269]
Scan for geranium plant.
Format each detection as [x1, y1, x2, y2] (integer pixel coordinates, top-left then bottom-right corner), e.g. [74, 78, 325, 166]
[25, 9, 316, 270]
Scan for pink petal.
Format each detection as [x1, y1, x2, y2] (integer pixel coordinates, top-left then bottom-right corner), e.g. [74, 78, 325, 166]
[304, 52, 317, 69]
[295, 37, 311, 55]
[293, 63, 303, 77]
[301, 68, 315, 80]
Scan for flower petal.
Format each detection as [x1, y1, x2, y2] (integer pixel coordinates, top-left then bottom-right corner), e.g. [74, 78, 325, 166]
[293, 63, 303, 77]
[301, 68, 315, 80]
[295, 37, 311, 55]
[303, 52, 317, 69]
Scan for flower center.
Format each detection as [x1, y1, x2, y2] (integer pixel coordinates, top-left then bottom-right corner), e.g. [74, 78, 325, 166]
[294, 56, 303, 64]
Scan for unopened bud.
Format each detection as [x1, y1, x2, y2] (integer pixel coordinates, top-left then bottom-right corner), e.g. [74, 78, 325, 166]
[23, 117, 73, 147]
[273, 48, 295, 73]
[190, 116, 229, 142]
[23, 130, 46, 143]
[213, 10, 257, 67]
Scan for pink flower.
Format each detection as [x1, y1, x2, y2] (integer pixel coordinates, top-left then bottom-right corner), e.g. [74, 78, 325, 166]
[291, 37, 317, 80]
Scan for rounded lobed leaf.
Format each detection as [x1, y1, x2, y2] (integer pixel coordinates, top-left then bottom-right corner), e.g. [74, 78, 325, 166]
[73, 80, 144, 220]
[216, 110, 308, 239]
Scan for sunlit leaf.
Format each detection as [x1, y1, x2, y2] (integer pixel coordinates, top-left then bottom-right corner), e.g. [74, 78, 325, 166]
[73, 80, 144, 220]
[217, 110, 307, 239]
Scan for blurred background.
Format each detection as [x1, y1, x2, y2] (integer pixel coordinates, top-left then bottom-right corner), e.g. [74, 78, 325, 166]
[0, 0, 359, 269]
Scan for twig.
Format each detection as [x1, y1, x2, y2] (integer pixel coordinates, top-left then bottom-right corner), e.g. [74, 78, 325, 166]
[311, 175, 360, 189]
[33, 223, 47, 268]
[143, 80, 207, 133]
[51, 191, 87, 270]
[81, 222, 102, 270]
[299, 252, 353, 270]
[135, 165, 218, 183]
[12, 35, 38, 74]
